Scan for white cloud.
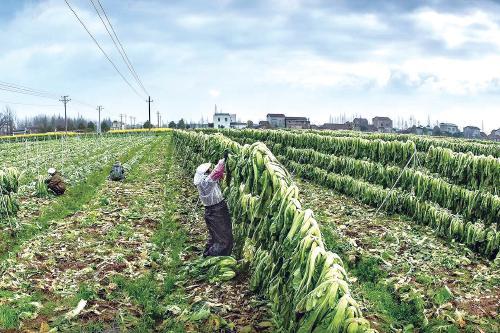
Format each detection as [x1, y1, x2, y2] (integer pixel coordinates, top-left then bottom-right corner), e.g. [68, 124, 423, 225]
[265, 53, 391, 89]
[311, 10, 388, 31]
[413, 9, 500, 49]
[209, 89, 220, 97]
[176, 14, 217, 29]
[396, 55, 500, 94]
[262, 49, 500, 96]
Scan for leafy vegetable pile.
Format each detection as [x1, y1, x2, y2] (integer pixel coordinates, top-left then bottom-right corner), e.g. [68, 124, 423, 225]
[0, 168, 20, 217]
[174, 130, 374, 333]
[185, 256, 237, 283]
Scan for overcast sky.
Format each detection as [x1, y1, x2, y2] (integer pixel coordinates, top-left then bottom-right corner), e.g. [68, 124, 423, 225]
[1, 0, 500, 131]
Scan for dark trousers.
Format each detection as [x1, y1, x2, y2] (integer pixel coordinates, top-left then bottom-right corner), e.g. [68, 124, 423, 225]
[204, 200, 233, 256]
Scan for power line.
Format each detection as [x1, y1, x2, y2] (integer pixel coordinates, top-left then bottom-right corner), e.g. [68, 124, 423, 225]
[64, 0, 146, 100]
[97, 0, 148, 96]
[0, 81, 95, 109]
[0, 99, 59, 107]
[0, 82, 56, 98]
[72, 98, 95, 109]
[0, 85, 59, 100]
[90, 0, 149, 96]
[0, 81, 58, 99]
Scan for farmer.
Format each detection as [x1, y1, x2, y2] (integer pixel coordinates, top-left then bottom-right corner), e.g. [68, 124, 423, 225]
[46, 168, 66, 196]
[193, 150, 233, 257]
[109, 161, 125, 181]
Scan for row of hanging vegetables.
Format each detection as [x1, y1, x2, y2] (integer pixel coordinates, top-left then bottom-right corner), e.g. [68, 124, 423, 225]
[200, 130, 499, 259]
[202, 128, 500, 193]
[173, 130, 374, 333]
[271, 145, 499, 228]
[304, 129, 500, 158]
[283, 160, 499, 259]
[425, 146, 499, 193]
[0, 168, 20, 218]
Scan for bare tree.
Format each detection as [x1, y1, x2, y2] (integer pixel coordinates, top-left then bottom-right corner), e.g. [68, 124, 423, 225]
[0, 106, 16, 135]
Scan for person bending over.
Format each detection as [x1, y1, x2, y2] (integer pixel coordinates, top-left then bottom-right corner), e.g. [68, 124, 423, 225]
[46, 168, 66, 196]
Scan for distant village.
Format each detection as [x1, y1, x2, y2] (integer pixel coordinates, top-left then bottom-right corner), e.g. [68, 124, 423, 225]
[187, 110, 500, 142]
[2, 106, 500, 142]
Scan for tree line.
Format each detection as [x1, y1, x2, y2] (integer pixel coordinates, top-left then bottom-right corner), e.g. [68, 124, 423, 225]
[0, 106, 112, 135]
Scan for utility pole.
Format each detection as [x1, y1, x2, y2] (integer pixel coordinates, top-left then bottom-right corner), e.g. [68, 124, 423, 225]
[157, 111, 160, 128]
[59, 95, 71, 133]
[148, 96, 153, 130]
[120, 114, 125, 130]
[97, 105, 103, 134]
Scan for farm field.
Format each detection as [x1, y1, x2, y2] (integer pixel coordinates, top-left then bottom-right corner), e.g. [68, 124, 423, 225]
[298, 180, 499, 332]
[0, 130, 499, 332]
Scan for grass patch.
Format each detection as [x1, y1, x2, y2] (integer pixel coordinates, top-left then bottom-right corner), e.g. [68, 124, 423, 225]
[360, 282, 426, 331]
[0, 305, 19, 329]
[0, 295, 39, 329]
[353, 256, 387, 283]
[107, 135, 188, 332]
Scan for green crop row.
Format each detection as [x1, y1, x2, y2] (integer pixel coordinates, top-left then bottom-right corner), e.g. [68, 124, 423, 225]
[270, 144, 499, 228]
[303, 129, 500, 157]
[283, 160, 499, 259]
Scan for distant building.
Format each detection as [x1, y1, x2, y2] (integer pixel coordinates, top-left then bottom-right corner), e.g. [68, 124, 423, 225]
[365, 124, 377, 132]
[12, 128, 29, 135]
[321, 123, 352, 130]
[439, 123, 459, 135]
[266, 114, 286, 128]
[258, 120, 271, 129]
[285, 116, 310, 129]
[190, 123, 210, 129]
[489, 129, 500, 141]
[372, 116, 393, 132]
[415, 126, 424, 135]
[213, 113, 231, 128]
[230, 114, 237, 123]
[402, 125, 425, 135]
[353, 118, 369, 131]
[230, 122, 247, 129]
[463, 126, 481, 138]
[111, 120, 122, 130]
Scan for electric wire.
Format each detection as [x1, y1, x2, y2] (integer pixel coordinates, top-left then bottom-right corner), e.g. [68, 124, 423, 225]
[64, 0, 146, 100]
[72, 98, 95, 109]
[0, 80, 95, 112]
[0, 81, 58, 98]
[0, 99, 59, 107]
[90, 0, 149, 96]
[0, 86, 59, 100]
[96, 0, 148, 96]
